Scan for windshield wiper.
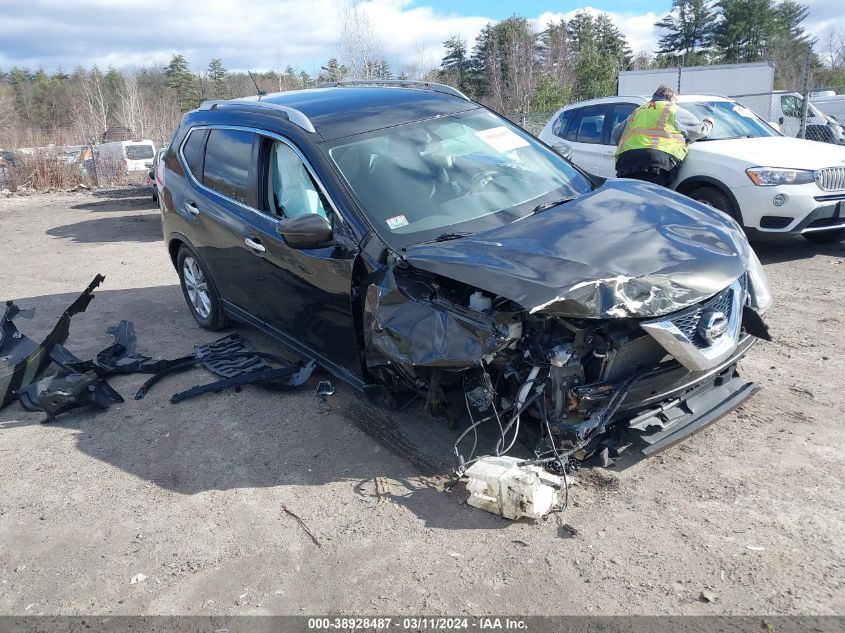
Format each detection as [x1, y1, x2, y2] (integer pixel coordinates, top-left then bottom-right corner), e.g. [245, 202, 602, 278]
[433, 232, 470, 242]
[529, 196, 577, 216]
[698, 135, 755, 141]
[406, 232, 471, 248]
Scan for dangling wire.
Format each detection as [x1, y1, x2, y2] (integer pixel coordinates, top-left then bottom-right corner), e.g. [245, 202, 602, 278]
[539, 396, 569, 511]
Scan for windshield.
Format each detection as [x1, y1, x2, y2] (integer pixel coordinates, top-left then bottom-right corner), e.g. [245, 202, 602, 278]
[682, 101, 778, 140]
[325, 109, 593, 249]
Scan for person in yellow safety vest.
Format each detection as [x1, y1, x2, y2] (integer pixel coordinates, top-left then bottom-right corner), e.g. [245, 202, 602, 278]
[611, 85, 714, 187]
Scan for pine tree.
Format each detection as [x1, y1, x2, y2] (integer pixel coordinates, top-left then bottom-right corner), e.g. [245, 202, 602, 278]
[655, 0, 717, 65]
[207, 58, 229, 99]
[714, 0, 776, 63]
[595, 13, 632, 68]
[769, 1, 816, 87]
[320, 58, 349, 82]
[376, 60, 393, 80]
[166, 54, 199, 111]
[468, 24, 495, 97]
[439, 36, 471, 94]
[568, 11, 629, 100]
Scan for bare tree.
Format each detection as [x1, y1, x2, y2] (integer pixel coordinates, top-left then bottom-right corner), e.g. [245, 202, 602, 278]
[116, 70, 145, 137]
[340, 0, 383, 80]
[0, 82, 17, 131]
[71, 66, 111, 143]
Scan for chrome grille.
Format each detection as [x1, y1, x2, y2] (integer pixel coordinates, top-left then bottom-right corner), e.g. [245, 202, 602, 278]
[668, 276, 745, 349]
[816, 167, 845, 191]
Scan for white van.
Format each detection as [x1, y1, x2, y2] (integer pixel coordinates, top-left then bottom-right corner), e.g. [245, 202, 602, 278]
[95, 140, 156, 173]
[733, 92, 839, 143]
[537, 94, 845, 243]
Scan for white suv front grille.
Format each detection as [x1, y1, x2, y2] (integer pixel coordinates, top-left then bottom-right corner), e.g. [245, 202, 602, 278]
[816, 167, 845, 191]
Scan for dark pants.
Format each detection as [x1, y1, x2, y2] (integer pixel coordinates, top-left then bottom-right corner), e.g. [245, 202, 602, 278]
[615, 148, 681, 189]
[618, 170, 675, 187]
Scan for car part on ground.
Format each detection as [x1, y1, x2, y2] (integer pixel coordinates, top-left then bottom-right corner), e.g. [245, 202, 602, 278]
[170, 360, 315, 403]
[0, 275, 104, 408]
[464, 455, 565, 520]
[134, 332, 315, 401]
[18, 369, 124, 420]
[1, 278, 316, 420]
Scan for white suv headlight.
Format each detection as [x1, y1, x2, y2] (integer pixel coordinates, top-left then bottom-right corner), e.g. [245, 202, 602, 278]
[747, 249, 772, 315]
[745, 167, 815, 186]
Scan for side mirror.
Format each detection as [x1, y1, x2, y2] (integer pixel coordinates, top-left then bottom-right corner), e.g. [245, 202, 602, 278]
[148, 169, 155, 179]
[276, 213, 333, 249]
[552, 141, 573, 160]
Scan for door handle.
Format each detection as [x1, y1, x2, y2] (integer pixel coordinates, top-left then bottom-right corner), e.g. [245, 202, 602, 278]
[184, 201, 200, 216]
[244, 237, 266, 253]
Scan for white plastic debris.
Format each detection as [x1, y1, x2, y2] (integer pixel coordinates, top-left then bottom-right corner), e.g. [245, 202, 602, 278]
[464, 455, 563, 520]
[130, 573, 147, 584]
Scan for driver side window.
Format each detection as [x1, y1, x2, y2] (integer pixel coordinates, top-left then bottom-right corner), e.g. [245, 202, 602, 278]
[266, 140, 330, 221]
[781, 95, 802, 118]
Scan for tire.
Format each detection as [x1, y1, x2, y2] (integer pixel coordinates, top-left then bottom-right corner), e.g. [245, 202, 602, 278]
[803, 228, 845, 244]
[688, 185, 738, 222]
[176, 245, 228, 330]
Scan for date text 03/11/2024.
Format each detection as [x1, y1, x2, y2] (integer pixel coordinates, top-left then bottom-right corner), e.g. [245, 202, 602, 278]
[306, 617, 528, 630]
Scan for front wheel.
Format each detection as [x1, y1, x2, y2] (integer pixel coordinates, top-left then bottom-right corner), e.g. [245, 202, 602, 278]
[176, 246, 228, 330]
[688, 185, 739, 222]
[803, 228, 845, 244]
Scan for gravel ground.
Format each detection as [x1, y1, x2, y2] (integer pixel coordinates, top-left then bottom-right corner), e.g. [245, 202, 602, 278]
[0, 186, 842, 616]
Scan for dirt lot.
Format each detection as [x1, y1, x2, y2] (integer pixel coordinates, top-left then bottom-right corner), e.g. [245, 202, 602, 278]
[0, 186, 843, 616]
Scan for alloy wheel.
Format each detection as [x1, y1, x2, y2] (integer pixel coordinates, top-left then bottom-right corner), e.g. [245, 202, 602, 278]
[182, 256, 211, 319]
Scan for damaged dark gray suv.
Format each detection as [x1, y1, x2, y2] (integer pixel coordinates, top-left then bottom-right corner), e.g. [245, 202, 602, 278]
[159, 81, 772, 468]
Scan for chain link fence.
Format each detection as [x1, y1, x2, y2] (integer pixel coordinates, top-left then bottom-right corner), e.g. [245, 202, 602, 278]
[731, 87, 845, 145]
[505, 112, 556, 137]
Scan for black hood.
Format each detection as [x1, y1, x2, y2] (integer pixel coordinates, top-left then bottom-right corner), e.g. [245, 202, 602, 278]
[404, 180, 750, 319]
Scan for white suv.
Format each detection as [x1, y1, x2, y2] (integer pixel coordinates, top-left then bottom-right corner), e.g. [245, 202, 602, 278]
[538, 95, 845, 243]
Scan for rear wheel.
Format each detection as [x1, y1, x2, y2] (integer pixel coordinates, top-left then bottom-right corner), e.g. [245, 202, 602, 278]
[177, 246, 228, 330]
[688, 185, 738, 222]
[803, 228, 845, 244]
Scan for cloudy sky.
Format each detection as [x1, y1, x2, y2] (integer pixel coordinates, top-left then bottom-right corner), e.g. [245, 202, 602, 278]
[0, 0, 842, 75]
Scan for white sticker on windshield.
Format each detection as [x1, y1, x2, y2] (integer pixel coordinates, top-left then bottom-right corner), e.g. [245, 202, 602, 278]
[386, 214, 409, 230]
[733, 105, 755, 118]
[475, 126, 530, 153]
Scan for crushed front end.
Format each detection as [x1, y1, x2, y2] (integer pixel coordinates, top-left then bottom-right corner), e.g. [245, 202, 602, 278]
[361, 248, 772, 471]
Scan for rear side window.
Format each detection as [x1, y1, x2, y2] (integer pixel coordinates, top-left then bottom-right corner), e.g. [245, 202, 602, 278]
[609, 103, 636, 130]
[126, 144, 153, 160]
[575, 105, 610, 144]
[203, 129, 255, 205]
[552, 109, 576, 138]
[181, 129, 206, 179]
[564, 109, 582, 141]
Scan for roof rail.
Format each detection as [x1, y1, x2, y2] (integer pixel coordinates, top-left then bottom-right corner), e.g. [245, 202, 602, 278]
[197, 98, 316, 134]
[319, 79, 471, 102]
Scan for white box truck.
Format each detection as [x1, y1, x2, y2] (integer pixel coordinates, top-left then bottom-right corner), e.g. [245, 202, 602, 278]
[617, 62, 775, 97]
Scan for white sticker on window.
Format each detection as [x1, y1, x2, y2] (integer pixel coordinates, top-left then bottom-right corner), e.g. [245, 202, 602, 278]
[475, 126, 530, 153]
[732, 105, 755, 118]
[386, 214, 409, 230]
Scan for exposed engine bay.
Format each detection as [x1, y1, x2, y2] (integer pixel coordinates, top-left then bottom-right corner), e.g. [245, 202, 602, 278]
[362, 254, 771, 477]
